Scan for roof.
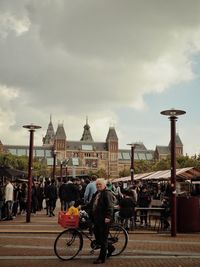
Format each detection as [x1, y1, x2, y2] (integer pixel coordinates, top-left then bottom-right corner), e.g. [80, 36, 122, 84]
[155, 146, 170, 155]
[55, 123, 66, 139]
[106, 127, 118, 141]
[80, 119, 94, 142]
[112, 167, 200, 183]
[67, 141, 107, 151]
[169, 133, 183, 147]
[43, 116, 55, 144]
[0, 167, 26, 179]
[118, 149, 154, 161]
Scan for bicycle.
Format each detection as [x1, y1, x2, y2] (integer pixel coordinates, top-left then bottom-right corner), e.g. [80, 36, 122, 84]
[54, 223, 128, 261]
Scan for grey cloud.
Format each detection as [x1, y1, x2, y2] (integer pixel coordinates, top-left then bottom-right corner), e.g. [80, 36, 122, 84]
[0, 0, 200, 148]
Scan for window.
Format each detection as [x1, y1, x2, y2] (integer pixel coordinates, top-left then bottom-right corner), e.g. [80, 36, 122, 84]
[138, 153, 146, 160]
[135, 153, 139, 160]
[8, 148, 17, 155]
[17, 149, 27, 156]
[47, 158, 54, 166]
[146, 153, 153, 160]
[122, 152, 130, 160]
[45, 150, 52, 157]
[118, 152, 123, 160]
[72, 158, 79, 166]
[35, 149, 45, 157]
[82, 144, 93, 151]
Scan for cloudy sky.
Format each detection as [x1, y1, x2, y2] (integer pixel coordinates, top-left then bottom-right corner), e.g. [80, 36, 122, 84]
[0, 0, 200, 156]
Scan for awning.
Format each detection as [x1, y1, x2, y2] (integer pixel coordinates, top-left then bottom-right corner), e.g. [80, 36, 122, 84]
[112, 167, 200, 183]
[0, 167, 26, 179]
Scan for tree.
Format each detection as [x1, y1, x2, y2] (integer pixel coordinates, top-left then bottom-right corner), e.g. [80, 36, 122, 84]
[0, 152, 49, 177]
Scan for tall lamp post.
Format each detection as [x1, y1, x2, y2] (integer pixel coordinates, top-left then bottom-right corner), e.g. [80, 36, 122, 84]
[60, 160, 63, 181]
[161, 108, 186, 237]
[23, 124, 41, 223]
[127, 143, 138, 185]
[52, 149, 57, 179]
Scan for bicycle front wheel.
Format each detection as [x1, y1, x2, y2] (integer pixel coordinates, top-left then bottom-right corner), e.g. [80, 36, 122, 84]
[54, 228, 83, 260]
[108, 224, 128, 256]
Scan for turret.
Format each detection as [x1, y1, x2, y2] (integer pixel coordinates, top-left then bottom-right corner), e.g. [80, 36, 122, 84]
[80, 117, 94, 142]
[106, 127, 118, 178]
[43, 115, 55, 146]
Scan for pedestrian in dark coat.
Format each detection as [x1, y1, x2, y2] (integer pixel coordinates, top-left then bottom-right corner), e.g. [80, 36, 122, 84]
[59, 178, 80, 211]
[46, 179, 57, 217]
[90, 178, 115, 264]
[137, 186, 151, 226]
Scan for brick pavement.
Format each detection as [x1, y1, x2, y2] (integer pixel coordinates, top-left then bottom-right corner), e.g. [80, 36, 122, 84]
[0, 209, 200, 267]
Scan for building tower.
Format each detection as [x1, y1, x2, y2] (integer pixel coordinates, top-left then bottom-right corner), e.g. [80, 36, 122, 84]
[54, 123, 67, 160]
[106, 127, 118, 179]
[43, 115, 55, 146]
[169, 133, 183, 156]
[80, 117, 94, 142]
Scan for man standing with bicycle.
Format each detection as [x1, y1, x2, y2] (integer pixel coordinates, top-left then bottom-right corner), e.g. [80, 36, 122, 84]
[90, 178, 115, 264]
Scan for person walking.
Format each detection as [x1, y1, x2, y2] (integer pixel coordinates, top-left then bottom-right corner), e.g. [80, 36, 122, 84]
[4, 178, 14, 220]
[84, 175, 97, 204]
[46, 179, 57, 217]
[137, 186, 151, 226]
[90, 178, 115, 264]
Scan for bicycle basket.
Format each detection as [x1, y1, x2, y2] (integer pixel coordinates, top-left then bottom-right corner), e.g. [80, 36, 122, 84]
[58, 211, 80, 228]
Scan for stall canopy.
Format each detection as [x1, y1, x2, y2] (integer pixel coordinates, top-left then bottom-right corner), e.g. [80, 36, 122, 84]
[0, 167, 26, 180]
[112, 167, 200, 183]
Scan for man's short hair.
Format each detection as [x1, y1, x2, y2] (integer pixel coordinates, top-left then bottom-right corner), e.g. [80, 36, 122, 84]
[91, 175, 98, 181]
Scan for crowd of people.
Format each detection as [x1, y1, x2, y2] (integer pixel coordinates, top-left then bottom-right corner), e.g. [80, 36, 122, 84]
[0, 175, 172, 264]
[0, 176, 171, 230]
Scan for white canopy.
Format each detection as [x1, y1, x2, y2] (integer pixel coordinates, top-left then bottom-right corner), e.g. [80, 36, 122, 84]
[112, 167, 200, 183]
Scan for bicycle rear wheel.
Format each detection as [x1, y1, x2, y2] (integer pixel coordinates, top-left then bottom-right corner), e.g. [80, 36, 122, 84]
[54, 228, 83, 260]
[108, 224, 128, 256]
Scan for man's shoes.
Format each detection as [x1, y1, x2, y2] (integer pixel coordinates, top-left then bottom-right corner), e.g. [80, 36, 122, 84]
[107, 246, 115, 258]
[93, 259, 105, 264]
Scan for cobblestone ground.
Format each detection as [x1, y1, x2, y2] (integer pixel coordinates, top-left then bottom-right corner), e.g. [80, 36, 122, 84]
[0, 209, 199, 267]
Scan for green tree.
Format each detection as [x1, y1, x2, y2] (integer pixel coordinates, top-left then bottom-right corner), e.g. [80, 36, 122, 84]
[0, 152, 49, 177]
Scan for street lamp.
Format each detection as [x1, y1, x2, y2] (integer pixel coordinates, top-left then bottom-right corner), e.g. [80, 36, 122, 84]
[161, 108, 186, 237]
[127, 143, 139, 185]
[52, 149, 57, 179]
[23, 124, 41, 223]
[60, 160, 63, 180]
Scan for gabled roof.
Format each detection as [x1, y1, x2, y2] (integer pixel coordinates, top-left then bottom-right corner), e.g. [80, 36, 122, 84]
[156, 145, 170, 155]
[106, 127, 118, 141]
[169, 133, 183, 147]
[55, 123, 66, 139]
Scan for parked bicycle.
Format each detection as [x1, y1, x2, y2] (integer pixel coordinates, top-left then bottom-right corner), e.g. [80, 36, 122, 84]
[54, 223, 128, 261]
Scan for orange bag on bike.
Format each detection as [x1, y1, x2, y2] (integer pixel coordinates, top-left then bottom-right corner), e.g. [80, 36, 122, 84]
[58, 211, 79, 228]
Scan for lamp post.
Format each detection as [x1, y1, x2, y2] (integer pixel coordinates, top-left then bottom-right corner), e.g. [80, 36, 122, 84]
[127, 143, 138, 185]
[60, 160, 63, 180]
[23, 124, 41, 223]
[52, 149, 57, 179]
[161, 108, 186, 237]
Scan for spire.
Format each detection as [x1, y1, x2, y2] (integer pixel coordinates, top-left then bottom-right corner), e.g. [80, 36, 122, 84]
[80, 118, 93, 142]
[175, 133, 183, 146]
[43, 115, 55, 145]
